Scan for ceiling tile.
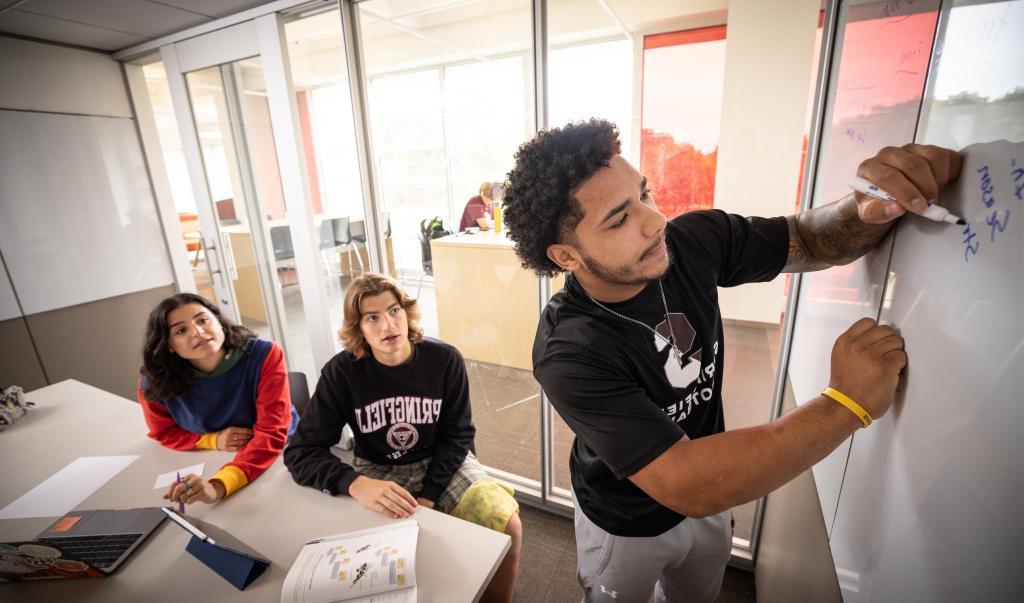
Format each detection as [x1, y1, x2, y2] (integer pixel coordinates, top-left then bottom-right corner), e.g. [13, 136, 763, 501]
[17, 0, 210, 38]
[0, 9, 146, 51]
[153, 0, 277, 20]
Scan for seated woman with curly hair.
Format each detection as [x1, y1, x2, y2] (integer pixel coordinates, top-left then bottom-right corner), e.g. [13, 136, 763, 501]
[285, 272, 521, 603]
[138, 293, 298, 506]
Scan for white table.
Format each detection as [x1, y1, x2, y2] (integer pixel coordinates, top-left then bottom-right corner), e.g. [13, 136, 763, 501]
[0, 380, 510, 602]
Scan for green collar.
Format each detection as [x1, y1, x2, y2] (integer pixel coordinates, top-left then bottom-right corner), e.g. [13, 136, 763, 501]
[194, 347, 243, 378]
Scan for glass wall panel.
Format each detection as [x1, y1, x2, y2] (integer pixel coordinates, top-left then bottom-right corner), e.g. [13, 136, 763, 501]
[284, 11, 371, 351]
[357, 0, 541, 484]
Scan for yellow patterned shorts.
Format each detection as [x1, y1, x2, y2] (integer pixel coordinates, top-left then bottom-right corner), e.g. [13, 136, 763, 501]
[352, 451, 519, 533]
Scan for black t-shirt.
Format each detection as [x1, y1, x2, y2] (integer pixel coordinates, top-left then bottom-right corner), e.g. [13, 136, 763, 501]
[284, 338, 475, 502]
[534, 210, 789, 537]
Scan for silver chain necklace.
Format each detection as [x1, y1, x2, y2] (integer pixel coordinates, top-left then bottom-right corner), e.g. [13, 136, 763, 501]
[581, 280, 683, 363]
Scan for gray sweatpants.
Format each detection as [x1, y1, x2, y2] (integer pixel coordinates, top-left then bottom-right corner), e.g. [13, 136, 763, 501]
[573, 493, 732, 603]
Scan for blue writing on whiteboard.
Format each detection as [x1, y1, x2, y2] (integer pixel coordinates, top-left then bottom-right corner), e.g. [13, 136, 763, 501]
[1011, 158, 1023, 202]
[986, 210, 1009, 242]
[977, 165, 995, 208]
[962, 223, 979, 262]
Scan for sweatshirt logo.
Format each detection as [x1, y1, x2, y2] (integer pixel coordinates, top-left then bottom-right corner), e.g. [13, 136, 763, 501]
[355, 396, 443, 434]
[386, 423, 419, 451]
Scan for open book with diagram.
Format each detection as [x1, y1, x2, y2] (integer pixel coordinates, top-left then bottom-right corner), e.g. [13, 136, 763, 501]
[281, 520, 418, 603]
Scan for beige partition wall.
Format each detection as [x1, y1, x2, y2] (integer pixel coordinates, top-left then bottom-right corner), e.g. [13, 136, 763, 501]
[25, 285, 177, 400]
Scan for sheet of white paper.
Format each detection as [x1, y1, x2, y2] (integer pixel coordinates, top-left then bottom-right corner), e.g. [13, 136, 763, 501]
[153, 463, 206, 490]
[0, 455, 139, 519]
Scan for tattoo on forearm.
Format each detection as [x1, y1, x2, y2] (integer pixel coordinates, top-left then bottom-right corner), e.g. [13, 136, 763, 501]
[784, 194, 893, 272]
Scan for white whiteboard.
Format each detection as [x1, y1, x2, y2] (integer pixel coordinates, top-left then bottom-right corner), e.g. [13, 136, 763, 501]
[825, 1, 1024, 600]
[0, 111, 174, 314]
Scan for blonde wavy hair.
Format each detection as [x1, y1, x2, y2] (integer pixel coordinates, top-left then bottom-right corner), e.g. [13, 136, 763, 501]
[339, 272, 423, 359]
[479, 181, 494, 199]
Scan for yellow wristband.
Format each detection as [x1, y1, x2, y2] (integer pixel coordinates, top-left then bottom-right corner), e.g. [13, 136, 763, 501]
[821, 387, 873, 428]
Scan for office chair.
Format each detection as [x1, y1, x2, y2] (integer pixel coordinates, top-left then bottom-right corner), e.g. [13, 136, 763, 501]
[349, 219, 368, 276]
[416, 227, 433, 298]
[269, 226, 297, 286]
[319, 217, 364, 277]
[287, 371, 309, 417]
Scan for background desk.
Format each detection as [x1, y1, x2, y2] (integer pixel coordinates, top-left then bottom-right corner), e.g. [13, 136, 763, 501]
[0, 380, 509, 602]
[430, 231, 563, 371]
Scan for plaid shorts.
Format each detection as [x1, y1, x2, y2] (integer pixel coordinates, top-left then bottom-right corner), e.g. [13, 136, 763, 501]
[352, 452, 518, 533]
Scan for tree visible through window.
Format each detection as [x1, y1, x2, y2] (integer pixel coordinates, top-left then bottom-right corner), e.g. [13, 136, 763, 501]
[640, 26, 727, 218]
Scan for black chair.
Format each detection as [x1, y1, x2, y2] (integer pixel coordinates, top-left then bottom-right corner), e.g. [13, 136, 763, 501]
[350, 219, 366, 245]
[417, 228, 433, 277]
[319, 216, 364, 276]
[269, 226, 294, 262]
[416, 221, 437, 297]
[287, 371, 310, 417]
[269, 226, 297, 286]
[349, 219, 368, 274]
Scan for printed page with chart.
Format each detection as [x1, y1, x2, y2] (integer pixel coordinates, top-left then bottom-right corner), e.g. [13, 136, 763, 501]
[281, 520, 418, 603]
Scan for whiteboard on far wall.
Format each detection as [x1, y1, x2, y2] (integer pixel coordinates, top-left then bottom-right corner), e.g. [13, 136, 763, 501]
[0, 111, 174, 315]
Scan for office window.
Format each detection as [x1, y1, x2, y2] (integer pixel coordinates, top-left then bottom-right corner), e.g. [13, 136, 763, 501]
[640, 26, 727, 218]
[548, 39, 634, 161]
[369, 69, 450, 279]
[444, 56, 528, 215]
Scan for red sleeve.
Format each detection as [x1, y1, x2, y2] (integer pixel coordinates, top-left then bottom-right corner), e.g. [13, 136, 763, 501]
[224, 342, 292, 482]
[138, 386, 201, 451]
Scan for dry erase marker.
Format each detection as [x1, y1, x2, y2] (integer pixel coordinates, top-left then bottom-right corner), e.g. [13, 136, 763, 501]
[175, 472, 185, 513]
[849, 176, 965, 225]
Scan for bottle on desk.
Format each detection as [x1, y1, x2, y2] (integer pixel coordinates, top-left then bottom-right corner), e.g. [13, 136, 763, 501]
[493, 202, 503, 234]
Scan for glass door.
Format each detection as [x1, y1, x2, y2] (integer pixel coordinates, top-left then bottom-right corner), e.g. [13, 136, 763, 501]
[184, 60, 285, 341]
[159, 18, 329, 381]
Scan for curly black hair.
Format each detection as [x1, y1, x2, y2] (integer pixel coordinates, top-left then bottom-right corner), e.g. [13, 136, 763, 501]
[503, 118, 621, 277]
[140, 293, 256, 402]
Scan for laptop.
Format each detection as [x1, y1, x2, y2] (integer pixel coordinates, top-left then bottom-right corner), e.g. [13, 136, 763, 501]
[0, 507, 166, 581]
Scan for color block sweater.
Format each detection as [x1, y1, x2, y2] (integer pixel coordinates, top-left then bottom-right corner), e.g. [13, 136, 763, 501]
[139, 338, 298, 496]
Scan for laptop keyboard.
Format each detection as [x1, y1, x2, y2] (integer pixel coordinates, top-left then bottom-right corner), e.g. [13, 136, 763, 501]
[38, 533, 143, 570]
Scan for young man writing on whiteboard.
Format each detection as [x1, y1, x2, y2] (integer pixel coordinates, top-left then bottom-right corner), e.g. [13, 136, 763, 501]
[502, 119, 962, 602]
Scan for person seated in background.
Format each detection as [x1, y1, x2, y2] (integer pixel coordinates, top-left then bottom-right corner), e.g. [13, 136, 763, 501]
[138, 293, 298, 506]
[284, 273, 521, 603]
[459, 181, 496, 231]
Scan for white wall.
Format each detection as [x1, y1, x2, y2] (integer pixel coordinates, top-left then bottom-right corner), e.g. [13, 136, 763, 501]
[713, 0, 820, 323]
[0, 36, 132, 118]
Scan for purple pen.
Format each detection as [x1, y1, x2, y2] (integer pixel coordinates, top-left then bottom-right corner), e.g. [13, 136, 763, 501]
[175, 472, 185, 513]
